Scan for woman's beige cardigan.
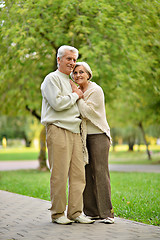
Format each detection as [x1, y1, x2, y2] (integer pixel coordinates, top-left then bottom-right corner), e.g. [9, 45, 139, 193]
[77, 81, 111, 164]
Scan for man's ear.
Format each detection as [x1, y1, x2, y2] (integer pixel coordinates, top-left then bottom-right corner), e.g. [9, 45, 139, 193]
[57, 57, 60, 65]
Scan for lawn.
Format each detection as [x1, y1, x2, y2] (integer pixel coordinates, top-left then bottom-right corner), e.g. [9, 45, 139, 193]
[0, 145, 160, 164]
[0, 170, 159, 226]
[109, 144, 160, 164]
[0, 147, 39, 161]
[109, 150, 160, 164]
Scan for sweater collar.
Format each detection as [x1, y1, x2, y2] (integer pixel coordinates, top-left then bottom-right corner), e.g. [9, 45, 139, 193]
[56, 69, 70, 80]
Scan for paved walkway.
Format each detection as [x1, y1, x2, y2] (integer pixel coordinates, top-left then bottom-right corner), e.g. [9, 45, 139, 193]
[109, 164, 160, 173]
[0, 160, 160, 172]
[0, 190, 160, 240]
[0, 161, 160, 239]
[0, 160, 40, 171]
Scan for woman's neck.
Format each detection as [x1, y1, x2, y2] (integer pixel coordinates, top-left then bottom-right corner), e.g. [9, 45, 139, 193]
[79, 81, 89, 93]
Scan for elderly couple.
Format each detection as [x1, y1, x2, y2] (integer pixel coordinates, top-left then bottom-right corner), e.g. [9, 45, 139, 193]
[41, 45, 114, 225]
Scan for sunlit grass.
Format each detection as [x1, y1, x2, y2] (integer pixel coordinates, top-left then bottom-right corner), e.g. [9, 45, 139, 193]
[109, 150, 160, 164]
[0, 147, 39, 161]
[0, 147, 37, 153]
[0, 170, 159, 226]
[110, 144, 160, 152]
[109, 144, 160, 164]
[0, 145, 160, 164]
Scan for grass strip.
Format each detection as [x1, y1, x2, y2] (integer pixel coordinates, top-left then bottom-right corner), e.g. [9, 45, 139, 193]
[0, 147, 160, 164]
[0, 148, 39, 161]
[0, 170, 159, 226]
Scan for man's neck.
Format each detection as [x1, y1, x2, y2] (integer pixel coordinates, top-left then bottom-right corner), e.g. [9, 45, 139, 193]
[58, 69, 69, 76]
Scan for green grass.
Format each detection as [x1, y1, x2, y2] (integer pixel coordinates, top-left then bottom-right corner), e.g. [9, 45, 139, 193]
[0, 170, 159, 226]
[0, 170, 50, 200]
[0, 146, 160, 164]
[109, 144, 160, 164]
[0, 148, 39, 161]
[110, 172, 160, 226]
[109, 150, 160, 164]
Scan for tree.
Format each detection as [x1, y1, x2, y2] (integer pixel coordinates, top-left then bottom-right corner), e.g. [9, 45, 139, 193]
[0, 115, 38, 147]
[1, 0, 159, 163]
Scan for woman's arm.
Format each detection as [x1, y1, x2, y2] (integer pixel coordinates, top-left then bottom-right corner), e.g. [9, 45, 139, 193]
[79, 87, 104, 119]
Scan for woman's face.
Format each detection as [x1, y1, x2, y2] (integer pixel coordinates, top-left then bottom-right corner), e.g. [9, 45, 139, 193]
[73, 65, 89, 87]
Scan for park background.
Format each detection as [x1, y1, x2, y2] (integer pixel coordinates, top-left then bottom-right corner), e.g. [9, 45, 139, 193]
[0, 0, 160, 226]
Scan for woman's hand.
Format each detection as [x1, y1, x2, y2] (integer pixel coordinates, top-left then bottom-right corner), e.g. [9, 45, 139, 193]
[70, 79, 78, 91]
[70, 80, 83, 99]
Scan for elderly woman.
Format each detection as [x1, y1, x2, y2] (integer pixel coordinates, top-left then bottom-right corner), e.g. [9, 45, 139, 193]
[70, 62, 114, 224]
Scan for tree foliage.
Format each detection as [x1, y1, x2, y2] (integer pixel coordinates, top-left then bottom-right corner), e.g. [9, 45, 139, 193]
[0, 0, 159, 128]
[0, 115, 40, 146]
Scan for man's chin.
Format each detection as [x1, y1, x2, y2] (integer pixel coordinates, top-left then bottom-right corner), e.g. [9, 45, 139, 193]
[68, 69, 74, 74]
[66, 70, 73, 75]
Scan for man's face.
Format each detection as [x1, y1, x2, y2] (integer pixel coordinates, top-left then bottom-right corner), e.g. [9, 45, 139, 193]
[58, 50, 77, 75]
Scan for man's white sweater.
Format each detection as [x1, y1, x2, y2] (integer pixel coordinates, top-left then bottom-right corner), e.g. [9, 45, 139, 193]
[41, 70, 81, 133]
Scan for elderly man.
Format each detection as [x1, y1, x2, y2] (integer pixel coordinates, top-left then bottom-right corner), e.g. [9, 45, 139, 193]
[41, 45, 94, 225]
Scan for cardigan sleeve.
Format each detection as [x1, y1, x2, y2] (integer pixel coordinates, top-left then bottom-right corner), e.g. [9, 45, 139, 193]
[77, 86, 104, 119]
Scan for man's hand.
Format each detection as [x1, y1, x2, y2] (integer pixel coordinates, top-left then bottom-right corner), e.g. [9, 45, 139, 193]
[70, 80, 83, 99]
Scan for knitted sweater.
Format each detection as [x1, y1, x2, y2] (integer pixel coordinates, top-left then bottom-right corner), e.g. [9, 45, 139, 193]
[78, 81, 111, 164]
[41, 70, 81, 133]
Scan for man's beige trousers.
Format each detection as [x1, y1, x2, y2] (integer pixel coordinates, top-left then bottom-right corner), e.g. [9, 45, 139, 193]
[46, 124, 85, 220]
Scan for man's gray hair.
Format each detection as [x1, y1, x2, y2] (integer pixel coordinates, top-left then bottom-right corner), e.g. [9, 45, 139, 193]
[57, 45, 79, 67]
[71, 62, 93, 80]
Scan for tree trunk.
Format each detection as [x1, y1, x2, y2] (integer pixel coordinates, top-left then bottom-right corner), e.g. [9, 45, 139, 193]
[112, 140, 116, 152]
[138, 122, 151, 160]
[110, 128, 116, 151]
[128, 141, 134, 151]
[38, 127, 48, 170]
[22, 131, 31, 147]
[25, 106, 48, 170]
[127, 135, 135, 151]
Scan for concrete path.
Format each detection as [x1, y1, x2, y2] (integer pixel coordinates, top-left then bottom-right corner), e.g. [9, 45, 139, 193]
[0, 160, 160, 172]
[0, 161, 160, 239]
[0, 190, 160, 240]
[0, 160, 40, 171]
[109, 164, 160, 173]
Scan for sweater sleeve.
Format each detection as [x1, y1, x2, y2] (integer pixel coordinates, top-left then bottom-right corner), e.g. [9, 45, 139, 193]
[77, 86, 104, 119]
[41, 74, 79, 112]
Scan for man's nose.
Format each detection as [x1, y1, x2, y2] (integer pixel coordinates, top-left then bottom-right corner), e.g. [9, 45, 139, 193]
[70, 59, 75, 64]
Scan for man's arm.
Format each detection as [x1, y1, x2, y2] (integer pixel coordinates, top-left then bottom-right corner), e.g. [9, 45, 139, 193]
[41, 75, 82, 111]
